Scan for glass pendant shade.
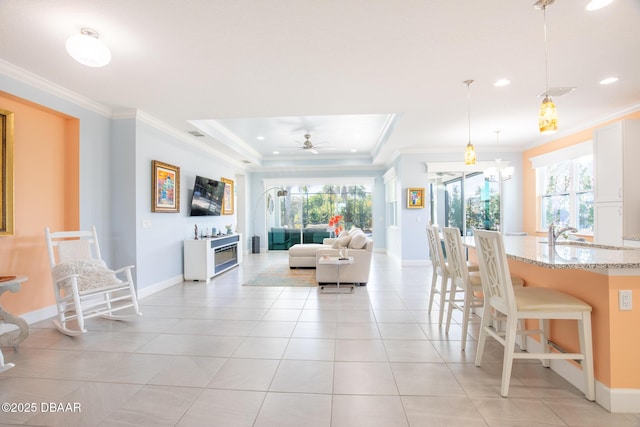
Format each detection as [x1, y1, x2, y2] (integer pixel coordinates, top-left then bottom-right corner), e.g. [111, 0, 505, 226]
[464, 141, 476, 165]
[538, 95, 558, 134]
[66, 28, 111, 67]
[485, 159, 514, 182]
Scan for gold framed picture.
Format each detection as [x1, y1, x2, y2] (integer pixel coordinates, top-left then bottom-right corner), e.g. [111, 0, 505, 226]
[407, 187, 425, 209]
[221, 177, 234, 215]
[0, 108, 14, 236]
[152, 160, 180, 213]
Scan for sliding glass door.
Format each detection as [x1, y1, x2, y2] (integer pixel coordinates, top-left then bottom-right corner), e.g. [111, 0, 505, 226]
[433, 172, 500, 235]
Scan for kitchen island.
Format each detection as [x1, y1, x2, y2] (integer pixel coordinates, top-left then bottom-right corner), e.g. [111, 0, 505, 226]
[465, 235, 640, 413]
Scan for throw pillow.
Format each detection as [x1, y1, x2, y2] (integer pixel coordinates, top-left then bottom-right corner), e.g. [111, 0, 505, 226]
[332, 235, 352, 249]
[348, 227, 363, 236]
[338, 230, 349, 238]
[348, 232, 368, 249]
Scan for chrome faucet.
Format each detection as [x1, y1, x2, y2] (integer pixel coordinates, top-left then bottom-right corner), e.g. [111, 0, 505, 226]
[547, 222, 578, 247]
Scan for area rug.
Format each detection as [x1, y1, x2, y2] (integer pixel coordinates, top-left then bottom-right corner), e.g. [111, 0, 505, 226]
[242, 265, 318, 287]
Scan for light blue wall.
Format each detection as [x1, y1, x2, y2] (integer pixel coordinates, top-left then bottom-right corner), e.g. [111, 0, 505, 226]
[0, 73, 115, 265]
[396, 151, 524, 263]
[134, 119, 241, 289]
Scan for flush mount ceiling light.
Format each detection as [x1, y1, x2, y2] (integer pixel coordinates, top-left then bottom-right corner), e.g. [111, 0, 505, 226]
[586, 0, 614, 11]
[484, 130, 514, 182]
[536, 0, 558, 134]
[494, 78, 511, 87]
[599, 76, 619, 85]
[66, 27, 111, 67]
[463, 80, 476, 165]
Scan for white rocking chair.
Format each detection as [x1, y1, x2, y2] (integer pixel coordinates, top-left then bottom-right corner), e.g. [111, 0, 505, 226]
[45, 226, 142, 336]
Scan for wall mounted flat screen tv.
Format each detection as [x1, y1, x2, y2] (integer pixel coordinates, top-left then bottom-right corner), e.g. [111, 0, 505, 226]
[189, 175, 225, 216]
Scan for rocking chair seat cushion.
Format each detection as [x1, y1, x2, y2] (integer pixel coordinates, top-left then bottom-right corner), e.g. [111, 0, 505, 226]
[52, 259, 122, 292]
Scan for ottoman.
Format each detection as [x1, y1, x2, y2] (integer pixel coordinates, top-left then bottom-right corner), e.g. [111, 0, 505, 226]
[288, 243, 327, 268]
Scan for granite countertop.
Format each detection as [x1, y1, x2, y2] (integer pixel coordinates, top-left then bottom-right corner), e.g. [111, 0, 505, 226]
[623, 235, 640, 241]
[464, 235, 640, 270]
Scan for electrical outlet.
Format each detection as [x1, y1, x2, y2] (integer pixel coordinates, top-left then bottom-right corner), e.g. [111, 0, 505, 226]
[142, 220, 152, 229]
[619, 290, 632, 311]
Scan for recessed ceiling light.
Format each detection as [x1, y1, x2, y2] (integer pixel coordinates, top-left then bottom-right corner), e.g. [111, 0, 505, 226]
[494, 79, 511, 87]
[586, 0, 614, 11]
[599, 76, 619, 85]
[272, 151, 279, 155]
[350, 149, 358, 153]
[256, 136, 265, 140]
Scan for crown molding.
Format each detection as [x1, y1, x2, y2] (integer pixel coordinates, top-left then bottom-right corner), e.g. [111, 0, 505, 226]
[0, 59, 112, 118]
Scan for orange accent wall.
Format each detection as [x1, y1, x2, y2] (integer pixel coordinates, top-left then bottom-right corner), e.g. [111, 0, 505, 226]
[507, 260, 640, 389]
[522, 111, 640, 236]
[0, 92, 79, 315]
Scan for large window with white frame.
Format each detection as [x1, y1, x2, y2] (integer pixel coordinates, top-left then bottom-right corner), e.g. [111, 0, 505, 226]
[537, 154, 593, 234]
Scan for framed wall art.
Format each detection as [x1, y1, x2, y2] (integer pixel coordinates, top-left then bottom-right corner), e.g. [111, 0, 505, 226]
[221, 177, 234, 215]
[152, 160, 180, 213]
[407, 187, 425, 209]
[0, 108, 14, 236]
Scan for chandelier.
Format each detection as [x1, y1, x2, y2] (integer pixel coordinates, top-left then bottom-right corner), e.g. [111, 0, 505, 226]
[484, 130, 514, 182]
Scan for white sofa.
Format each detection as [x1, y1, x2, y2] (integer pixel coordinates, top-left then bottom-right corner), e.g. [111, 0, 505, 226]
[315, 238, 373, 285]
[288, 229, 374, 285]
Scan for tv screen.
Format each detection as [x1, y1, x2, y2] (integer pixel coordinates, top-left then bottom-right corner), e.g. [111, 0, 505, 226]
[189, 176, 225, 216]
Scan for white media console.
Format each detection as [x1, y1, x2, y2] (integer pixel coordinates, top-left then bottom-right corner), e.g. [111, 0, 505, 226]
[183, 233, 242, 282]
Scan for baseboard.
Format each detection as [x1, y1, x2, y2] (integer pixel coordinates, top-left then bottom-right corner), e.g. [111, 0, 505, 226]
[13, 275, 184, 327]
[402, 259, 429, 266]
[525, 336, 640, 413]
[137, 275, 184, 300]
[0, 304, 58, 330]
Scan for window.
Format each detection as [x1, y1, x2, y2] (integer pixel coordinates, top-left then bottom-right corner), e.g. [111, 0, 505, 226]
[537, 154, 593, 233]
[278, 184, 373, 232]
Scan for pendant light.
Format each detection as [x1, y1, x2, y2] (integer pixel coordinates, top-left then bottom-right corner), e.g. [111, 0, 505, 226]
[537, 0, 558, 134]
[463, 79, 476, 165]
[484, 130, 514, 182]
[66, 28, 111, 67]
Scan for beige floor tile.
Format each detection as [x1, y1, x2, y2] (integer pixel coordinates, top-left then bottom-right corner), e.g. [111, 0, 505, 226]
[270, 360, 334, 393]
[254, 392, 332, 427]
[335, 322, 381, 339]
[99, 385, 201, 426]
[135, 334, 243, 357]
[391, 362, 466, 396]
[207, 358, 279, 391]
[283, 337, 335, 360]
[383, 339, 444, 363]
[335, 339, 388, 361]
[331, 395, 409, 427]
[333, 361, 398, 395]
[377, 322, 428, 340]
[231, 336, 289, 359]
[176, 389, 265, 427]
[248, 320, 296, 337]
[401, 395, 488, 427]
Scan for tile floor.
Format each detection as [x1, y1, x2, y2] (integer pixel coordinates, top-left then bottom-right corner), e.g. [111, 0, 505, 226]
[1, 251, 639, 426]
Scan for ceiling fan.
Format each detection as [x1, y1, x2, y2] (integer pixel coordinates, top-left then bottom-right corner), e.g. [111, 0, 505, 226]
[296, 133, 325, 154]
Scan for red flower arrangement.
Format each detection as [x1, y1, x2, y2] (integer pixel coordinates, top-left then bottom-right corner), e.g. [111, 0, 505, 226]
[329, 215, 343, 235]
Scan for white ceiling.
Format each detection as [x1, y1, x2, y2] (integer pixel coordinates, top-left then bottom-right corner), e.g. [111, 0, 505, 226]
[0, 0, 638, 170]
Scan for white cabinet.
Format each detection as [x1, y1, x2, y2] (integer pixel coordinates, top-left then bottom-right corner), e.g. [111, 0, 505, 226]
[594, 203, 622, 246]
[623, 239, 640, 248]
[184, 234, 241, 282]
[593, 120, 640, 245]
